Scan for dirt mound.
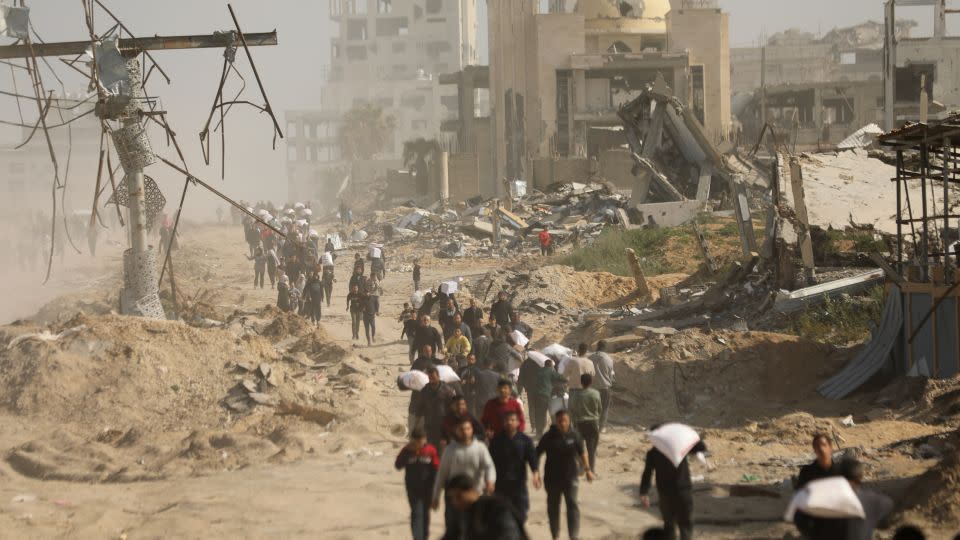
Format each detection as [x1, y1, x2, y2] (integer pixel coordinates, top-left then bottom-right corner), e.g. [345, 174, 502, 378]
[880, 376, 960, 424]
[610, 329, 856, 427]
[896, 429, 960, 528]
[261, 309, 318, 339]
[470, 265, 637, 310]
[736, 412, 839, 446]
[0, 312, 350, 482]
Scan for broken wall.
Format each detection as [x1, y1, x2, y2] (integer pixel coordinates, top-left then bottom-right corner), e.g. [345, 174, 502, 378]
[634, 200, 707, 227]
[532, 13, 587, 158]
[666, 7, 732, 143]
[448, 153, 481, 201]
[599, 148, 636, 189]
[533, 157, 590, 189]
[351, 158, 403, 185]
[488, 0, 538, 193]
[895, 38, 960, 115]
[384, 169, 417, 201]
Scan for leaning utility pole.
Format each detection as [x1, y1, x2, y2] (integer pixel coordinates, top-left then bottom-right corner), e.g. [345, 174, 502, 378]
[0, 25, 278, 319]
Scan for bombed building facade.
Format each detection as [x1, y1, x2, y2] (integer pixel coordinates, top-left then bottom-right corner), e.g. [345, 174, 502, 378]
[286, 0, 479, 203]
[437, 0, 732, 200]
[733, 1, 960, 151]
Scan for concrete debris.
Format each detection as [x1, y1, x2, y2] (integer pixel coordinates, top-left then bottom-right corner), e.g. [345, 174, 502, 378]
[774, 269, 884, 314]
[349, 230, 368, 242]
[836, 124, 883, 150]
[397, 210, 431, 229]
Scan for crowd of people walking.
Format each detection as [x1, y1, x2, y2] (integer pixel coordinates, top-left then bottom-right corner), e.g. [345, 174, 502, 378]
[234, 202, 923, 540]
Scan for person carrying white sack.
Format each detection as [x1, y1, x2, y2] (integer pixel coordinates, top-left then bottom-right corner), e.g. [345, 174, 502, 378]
[786, 459, 893, 540]
[638, 423, 709, 540]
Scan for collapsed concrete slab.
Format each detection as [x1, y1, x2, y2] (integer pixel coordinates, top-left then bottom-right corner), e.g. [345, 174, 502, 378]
[634, 200, 707, 228]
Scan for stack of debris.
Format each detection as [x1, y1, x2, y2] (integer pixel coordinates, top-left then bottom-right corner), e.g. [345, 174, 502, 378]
[349, 181, 639, 259]
[223, 361, 284, 412]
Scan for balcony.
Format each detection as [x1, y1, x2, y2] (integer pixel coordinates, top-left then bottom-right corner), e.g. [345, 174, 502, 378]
[330, 0, 368, 21]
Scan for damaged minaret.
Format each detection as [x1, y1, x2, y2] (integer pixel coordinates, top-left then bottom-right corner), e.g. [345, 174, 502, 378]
[96, 41, 165, 319]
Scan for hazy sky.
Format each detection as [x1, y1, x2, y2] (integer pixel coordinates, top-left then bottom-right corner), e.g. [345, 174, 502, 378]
[0, 0, 912, 213]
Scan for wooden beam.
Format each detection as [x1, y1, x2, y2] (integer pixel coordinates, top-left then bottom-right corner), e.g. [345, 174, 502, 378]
[625, 248, 653, 302]
[0, 32, 278, 60]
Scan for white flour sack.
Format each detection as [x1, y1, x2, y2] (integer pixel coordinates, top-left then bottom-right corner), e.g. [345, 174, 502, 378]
[649, 423, 701, 467]
[527, 351, 549, 367]
[398, 370, 429, 391]
[784, 476, 865, 520]
[436, 365, 461, 383]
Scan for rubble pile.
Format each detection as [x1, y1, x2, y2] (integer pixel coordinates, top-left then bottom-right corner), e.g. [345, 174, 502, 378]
[346, 182, 633, 260]
[896, 428, 960, 529]
[0, 309, 352, 482]
[606, 328, 855, 425]
[468, 265, 636, 314]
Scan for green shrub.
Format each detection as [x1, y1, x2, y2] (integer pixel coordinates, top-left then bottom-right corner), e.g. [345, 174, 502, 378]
[792, 286, 885, 345]
[557, 228, 679, 276]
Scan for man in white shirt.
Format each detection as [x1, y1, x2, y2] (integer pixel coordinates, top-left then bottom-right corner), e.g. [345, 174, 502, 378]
[563, 343, 596, 391]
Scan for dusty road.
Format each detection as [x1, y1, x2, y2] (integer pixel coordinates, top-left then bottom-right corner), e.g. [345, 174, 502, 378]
[0, 223, 952, 539]
[0, 223, 669, 540]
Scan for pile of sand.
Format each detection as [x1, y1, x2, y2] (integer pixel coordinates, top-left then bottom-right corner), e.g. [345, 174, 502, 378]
[896, 429, 960, 528]
[0, 310, 350, 482]
[610, 329, 855, 427]
[470, 265, 638, 310]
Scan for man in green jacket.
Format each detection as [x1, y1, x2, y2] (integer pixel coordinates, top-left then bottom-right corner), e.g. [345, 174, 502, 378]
[532, 359, 566, 437]
[568, 373, 602, 473]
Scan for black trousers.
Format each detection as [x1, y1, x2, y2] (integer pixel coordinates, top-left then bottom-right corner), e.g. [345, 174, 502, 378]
[350, 311, 362, 339]
[577, 421, 599, 472]
[498, 481, 530, 523]
[530, 394, 549, 437]
[406, 490, 431, 540]
[659, 491, 694, 540]
[546, 481, 579, 540]
[323, 280, 333, 305]
[308, 301, 322, 323]
[363, 314, 376, 342]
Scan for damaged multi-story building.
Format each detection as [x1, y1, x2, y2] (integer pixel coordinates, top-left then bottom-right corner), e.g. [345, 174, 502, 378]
[441, 0, 732, 199]
[286, 0, 479, 203]
[884, 0, 960, 128]
[734, 0, 960, 150]
[732, 21, 895, 150]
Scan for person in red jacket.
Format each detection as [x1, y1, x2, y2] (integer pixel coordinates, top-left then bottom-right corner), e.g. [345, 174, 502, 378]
[395, 428, 440, 540]
[482, 380, 526, 437]
[538, 230, 552, 256]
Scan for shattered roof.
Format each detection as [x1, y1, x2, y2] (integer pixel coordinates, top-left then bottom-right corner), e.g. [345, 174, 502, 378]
[878, 112, 960, 148]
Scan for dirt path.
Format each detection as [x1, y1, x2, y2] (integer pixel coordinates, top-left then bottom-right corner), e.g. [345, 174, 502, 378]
[1, 223, 955, 538]
[0, 224, 671, 540]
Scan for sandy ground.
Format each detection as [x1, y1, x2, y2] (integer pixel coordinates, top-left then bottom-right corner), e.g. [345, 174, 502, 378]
[0, 222, 955, 539]
[0, 223, 670, 540]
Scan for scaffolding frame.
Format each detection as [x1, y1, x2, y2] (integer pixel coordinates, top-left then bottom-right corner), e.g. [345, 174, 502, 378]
[879, 112, 960, 283]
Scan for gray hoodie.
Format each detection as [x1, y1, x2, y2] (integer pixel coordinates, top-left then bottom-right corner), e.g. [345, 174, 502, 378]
[432, 439, 497, 504]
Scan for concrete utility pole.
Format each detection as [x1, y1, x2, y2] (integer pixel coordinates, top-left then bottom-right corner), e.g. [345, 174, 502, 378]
[0, 28, 278, 318]
[759, 45, 767, 128]
[884, 0, 897, 131]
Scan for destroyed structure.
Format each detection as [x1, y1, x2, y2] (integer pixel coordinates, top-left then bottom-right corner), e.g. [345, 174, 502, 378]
[734, 1, 960, 151]
[286, 0, 480, 203]
[0, 4, 284, 314]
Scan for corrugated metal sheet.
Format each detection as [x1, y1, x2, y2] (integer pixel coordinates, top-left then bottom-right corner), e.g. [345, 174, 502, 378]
[819, 287, 902, 400]
[907, 292, 935, 376]
[935, 297, 958, 377]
